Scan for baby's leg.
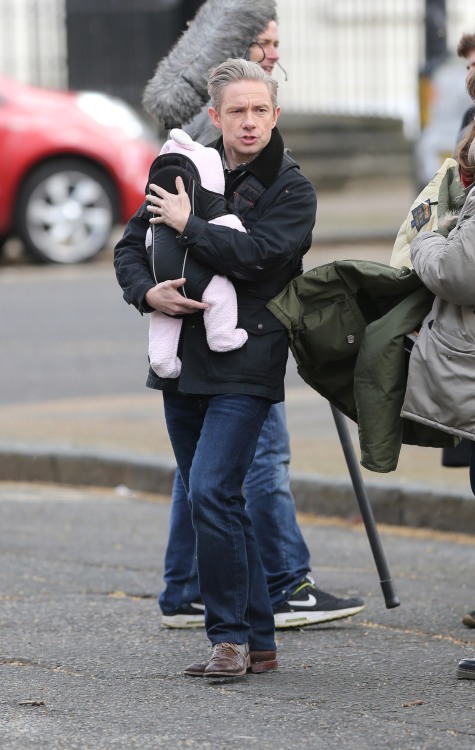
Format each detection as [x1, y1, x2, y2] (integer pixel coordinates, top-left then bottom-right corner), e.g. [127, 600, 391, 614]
[202, 275, 248, 352]
[149, 311, 182, 379]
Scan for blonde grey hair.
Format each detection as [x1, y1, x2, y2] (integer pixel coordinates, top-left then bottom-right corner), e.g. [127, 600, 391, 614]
[207, 58, 278, 113]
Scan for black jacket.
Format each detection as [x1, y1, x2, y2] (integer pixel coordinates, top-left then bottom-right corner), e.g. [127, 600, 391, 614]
[114, 127, 317, 401]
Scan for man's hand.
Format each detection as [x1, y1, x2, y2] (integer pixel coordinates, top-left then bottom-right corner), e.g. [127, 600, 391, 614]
[146, 176, 191, 234]
[145, 278, 208, 316]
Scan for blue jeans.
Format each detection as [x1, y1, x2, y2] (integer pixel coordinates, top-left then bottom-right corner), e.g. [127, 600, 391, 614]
[162, 391, 276, 650]
[159, 401, 311, 613]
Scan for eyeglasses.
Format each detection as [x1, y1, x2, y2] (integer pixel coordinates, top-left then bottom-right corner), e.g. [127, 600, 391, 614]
[247, 42, 288, 81]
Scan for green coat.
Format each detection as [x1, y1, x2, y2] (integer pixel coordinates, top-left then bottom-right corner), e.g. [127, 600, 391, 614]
[267, 259, 454, 473]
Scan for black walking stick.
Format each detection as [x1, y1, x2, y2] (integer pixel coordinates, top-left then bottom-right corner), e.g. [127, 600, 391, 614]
[330, 403, 400, 609]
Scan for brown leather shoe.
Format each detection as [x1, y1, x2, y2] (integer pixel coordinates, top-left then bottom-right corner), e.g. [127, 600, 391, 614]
[463, 611, 475, 628]
[184, 649, 277, 677]
[204, 643, 250, 678]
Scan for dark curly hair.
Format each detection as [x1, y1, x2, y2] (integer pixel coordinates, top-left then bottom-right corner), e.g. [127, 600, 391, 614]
[457, 33, 475, 58]
[456, 70, 475, 174]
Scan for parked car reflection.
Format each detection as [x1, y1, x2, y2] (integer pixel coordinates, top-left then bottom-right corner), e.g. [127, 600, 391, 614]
[0, 75, 159, 263]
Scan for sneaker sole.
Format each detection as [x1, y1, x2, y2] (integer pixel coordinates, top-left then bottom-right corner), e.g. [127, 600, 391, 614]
[274, 604, 365, 629]
[162, 614, 205, 629]
[456, 667, 475, 680]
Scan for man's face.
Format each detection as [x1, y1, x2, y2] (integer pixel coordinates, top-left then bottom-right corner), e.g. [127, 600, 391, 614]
[466, 49, 475, 78]
[249, 20, 279, 76]
[208, 80, 280, 169]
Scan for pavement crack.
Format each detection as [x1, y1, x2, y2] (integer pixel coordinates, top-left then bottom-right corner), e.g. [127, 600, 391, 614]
[1, 657, 92, 678]
[2, 657, 35, 668]
[358, 618, 472, 646]
[105, 590, 155, 600]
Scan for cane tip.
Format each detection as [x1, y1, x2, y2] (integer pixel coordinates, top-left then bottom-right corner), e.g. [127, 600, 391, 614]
[380, 579, 400, 608]
[385, 596, 401, 609]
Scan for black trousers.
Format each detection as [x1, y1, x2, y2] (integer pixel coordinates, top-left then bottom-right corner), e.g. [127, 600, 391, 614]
[442, 439, 472, 467]
[441, 439, 475, 496]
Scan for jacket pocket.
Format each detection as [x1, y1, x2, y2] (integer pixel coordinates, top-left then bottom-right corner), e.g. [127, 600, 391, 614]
[208, 305, 287, 387]
[404, 322, 475, 434]
[295, 296, 367, 365]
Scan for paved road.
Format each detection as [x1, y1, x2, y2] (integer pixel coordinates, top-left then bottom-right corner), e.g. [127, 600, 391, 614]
[1, 240, 392, 405]
[1, 481, 475, 749]
[2, 260, 148, 405]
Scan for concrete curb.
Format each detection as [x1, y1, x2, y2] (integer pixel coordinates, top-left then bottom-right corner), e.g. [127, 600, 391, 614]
[0, 442, 177, 498]
[1, 441, 474, 534]
[314, 227, 400, 245]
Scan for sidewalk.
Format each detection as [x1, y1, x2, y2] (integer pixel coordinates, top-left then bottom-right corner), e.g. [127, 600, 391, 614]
[314, 176, 415, 244]
[0, 394, 473, 535]
[1, 480, 475, 749]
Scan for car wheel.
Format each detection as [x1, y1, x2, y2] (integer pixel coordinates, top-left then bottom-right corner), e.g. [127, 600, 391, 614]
[15, 159, 118, 264]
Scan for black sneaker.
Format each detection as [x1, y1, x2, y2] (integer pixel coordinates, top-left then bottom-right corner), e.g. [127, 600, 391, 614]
[273, 577, 365, 629]
[456, 658, 475, 679]
[463, 611, 475, 628]
[161, 600, 205, 629]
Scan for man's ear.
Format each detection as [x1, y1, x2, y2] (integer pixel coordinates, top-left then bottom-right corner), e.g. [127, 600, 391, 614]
[208, 106, 222, 130]
[272, 105, 281, 129]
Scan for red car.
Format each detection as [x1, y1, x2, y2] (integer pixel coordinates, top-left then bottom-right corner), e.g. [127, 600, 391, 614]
[0, 75, 160, 263]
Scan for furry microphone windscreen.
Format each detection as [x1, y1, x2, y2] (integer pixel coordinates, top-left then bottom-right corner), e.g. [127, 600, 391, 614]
[142, 0, 277, 127]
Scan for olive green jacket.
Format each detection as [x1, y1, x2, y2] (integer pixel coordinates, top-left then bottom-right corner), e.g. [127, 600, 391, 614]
[267, 259, 454, 473]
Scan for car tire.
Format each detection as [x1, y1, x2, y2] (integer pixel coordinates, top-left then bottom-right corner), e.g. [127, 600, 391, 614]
[15, 159, 118, 264]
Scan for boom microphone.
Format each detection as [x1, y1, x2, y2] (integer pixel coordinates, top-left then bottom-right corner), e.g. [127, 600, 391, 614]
[142, 0, 276, 128]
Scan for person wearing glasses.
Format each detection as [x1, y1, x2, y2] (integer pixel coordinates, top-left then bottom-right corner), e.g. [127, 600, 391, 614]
[248, 19, 281, 77]
[155, 18, 365, 633]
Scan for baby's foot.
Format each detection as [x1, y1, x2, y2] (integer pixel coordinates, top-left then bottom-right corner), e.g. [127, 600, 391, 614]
[150, 357, 181, 379]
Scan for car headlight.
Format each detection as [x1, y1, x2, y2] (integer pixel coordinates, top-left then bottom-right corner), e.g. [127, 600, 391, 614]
[76, 91, 156, 141]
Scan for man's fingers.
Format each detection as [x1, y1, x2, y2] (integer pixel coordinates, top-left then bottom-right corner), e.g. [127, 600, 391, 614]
[185, 299, 208, 310]
[149, 181, 183, 199]
[169, 277, 186, 289]
[164, 279, 208, 310]
[170, 297, 208, 313]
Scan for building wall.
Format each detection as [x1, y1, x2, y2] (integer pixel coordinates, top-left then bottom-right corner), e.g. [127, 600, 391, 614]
[276, 0, 475, 137]
[0, 0, 67, 87]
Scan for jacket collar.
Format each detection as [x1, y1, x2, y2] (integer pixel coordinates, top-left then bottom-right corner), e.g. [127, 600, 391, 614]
[215, 127, 284, 187]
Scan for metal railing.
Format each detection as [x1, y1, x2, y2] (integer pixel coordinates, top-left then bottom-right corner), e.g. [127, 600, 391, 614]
[276, 0, 475, 137]
[0, 0, 67, 88]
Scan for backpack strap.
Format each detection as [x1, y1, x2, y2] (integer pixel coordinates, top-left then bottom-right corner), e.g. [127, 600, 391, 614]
[230, 153, 298, 220]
